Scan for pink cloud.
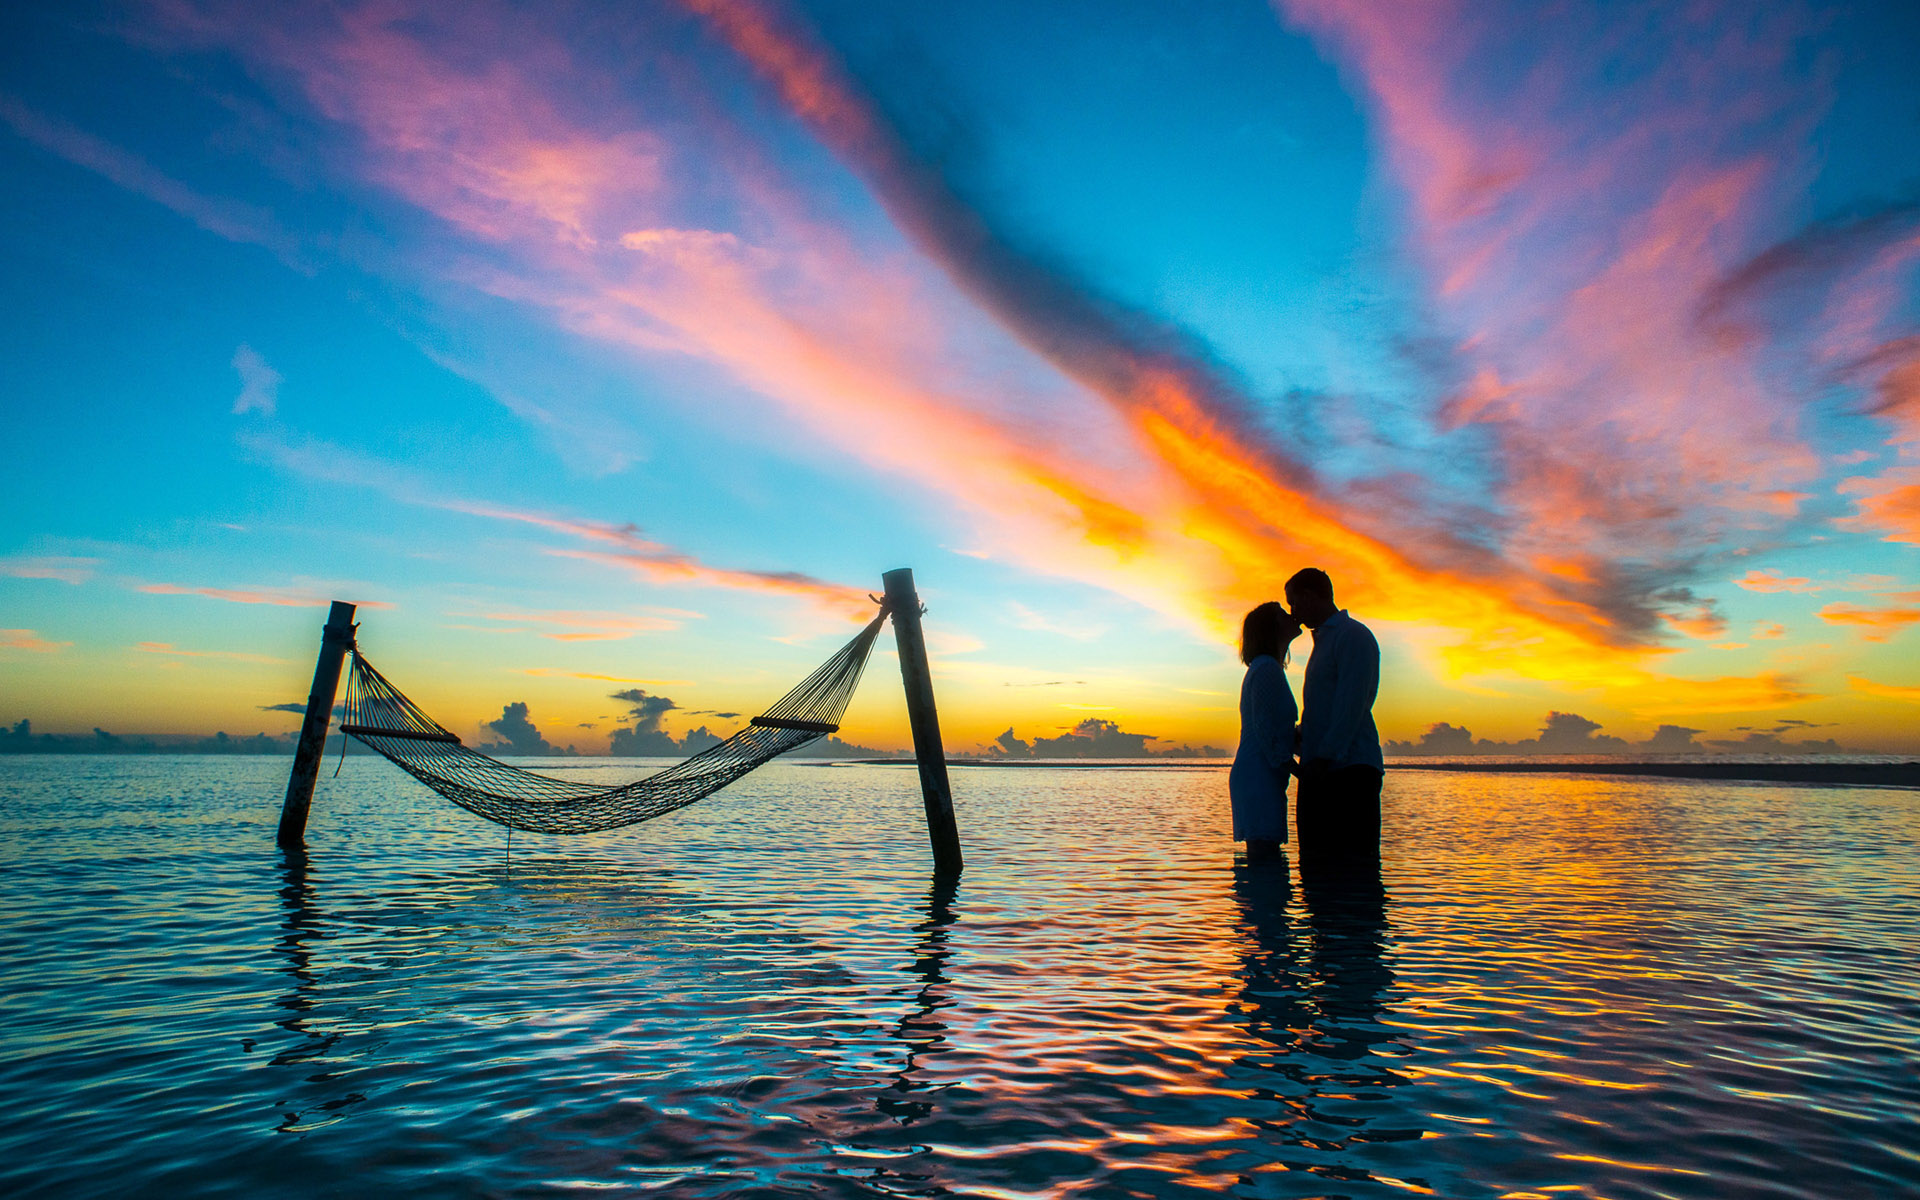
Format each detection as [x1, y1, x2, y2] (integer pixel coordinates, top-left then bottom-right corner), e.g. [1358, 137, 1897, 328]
[1274, 0, 1829, 568]
[1, 629, 69, 653]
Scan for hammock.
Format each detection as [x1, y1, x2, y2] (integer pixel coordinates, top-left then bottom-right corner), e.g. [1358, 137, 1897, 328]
[338, 608, 888, 834]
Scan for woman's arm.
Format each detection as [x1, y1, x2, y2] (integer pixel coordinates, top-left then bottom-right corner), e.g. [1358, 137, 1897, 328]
[1249, 659, 1298, 772]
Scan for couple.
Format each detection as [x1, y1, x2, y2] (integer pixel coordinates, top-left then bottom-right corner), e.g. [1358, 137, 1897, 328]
[1230, 568, 1383, 863]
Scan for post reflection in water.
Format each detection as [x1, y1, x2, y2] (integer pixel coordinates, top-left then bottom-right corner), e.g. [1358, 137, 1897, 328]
[271, 849, 364, 1132]
[1232, 848, 1417, 1189]
[877, 875, 959, 1126]
[273, 849, 326, 1059]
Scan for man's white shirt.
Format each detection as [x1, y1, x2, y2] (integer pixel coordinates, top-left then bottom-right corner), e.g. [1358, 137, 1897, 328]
[1298, 609, 1384, 772]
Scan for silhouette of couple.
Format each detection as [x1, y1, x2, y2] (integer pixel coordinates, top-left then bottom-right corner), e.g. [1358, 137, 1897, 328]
[1230, 568, 1383, 864]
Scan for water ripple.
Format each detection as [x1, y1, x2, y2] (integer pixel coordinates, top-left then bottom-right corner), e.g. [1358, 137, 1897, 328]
[2, 756, 1917, 1197]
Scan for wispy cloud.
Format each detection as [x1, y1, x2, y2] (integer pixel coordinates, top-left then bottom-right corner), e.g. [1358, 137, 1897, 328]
[0, 556, 100, 585]
[1625, 673, 1815, 718]
[244, 426, 873, 615]
[520, 668, 693, 685]
[474, 609, 687, 641]
[0, 95, 304, 265]
[136, 642, 286, 663]
[231, 345, 281, 416]
[449, 503, 871, 613]
[1, 629, 69, 653]
[137, 582, 391, 608]
[1007, 601, 1108, 642]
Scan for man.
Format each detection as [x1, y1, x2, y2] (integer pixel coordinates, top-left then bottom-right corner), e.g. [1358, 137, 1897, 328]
[1285, 568, 1384, 860]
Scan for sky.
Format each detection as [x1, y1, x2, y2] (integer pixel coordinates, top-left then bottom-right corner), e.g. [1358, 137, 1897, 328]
[3, 0, 1919, 755]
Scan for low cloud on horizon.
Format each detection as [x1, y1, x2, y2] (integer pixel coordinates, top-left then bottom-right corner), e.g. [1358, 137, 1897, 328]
[1389, 712, 1846, 757]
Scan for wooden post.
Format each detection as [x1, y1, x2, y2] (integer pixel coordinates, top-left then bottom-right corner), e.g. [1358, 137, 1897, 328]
[883, 568, 963, 876]
[278, 601, 356, 849]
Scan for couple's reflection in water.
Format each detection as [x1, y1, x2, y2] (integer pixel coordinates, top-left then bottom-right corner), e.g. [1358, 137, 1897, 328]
[1234, 845, 1414, 1186]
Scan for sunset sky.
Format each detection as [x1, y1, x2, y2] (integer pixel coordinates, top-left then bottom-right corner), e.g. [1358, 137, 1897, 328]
[4, 0, 1919, 754]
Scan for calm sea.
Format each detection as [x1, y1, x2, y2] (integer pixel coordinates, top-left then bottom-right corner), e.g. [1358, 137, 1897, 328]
[2, 756, 1916, 1198]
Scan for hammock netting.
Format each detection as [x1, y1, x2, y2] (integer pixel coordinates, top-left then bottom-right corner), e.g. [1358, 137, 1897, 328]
[339, 608, 888, 834]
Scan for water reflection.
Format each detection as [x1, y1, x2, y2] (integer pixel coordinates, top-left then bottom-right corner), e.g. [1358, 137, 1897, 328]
[1232, 851, 1419, 1190]
[1297, 854, 1395, 1065]
[878, 875, 958, 1126]
[272, 849, 365, 1131]
[272, 849, 329, 1062]
[1231, 856, 1304, 1054]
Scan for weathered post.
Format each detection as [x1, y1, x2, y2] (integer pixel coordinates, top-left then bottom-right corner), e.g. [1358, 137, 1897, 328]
[882, 568, 963, 876]
[278, 601, 356, 849]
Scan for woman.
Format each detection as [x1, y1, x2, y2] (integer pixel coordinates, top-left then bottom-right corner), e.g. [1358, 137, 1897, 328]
[1230, 601, 1301, 861]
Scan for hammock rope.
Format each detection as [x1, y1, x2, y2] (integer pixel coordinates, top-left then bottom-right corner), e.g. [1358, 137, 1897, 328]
[338, 607, 889, 834]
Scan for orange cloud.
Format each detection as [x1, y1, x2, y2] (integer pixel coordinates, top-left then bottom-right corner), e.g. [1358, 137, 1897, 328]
[1817, 594, 1920, 641]
[1736, 568, 1815, 594]
[1849, 675, 1920, 703]
[1752, 621, 1787, 640]
[1839, 470, 1920, 546]
[1660, 606, 1727, 640]
[1, 629, 70, 653]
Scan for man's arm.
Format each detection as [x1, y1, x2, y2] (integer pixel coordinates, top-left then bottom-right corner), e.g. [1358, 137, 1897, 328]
[1318, 623, 1379, 767]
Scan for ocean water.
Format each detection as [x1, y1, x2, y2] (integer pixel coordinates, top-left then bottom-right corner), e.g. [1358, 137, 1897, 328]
[2, 755, 1916, 1199]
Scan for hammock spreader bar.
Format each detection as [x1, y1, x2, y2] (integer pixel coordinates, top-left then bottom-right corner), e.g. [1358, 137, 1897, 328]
[338, 608, 888, 835]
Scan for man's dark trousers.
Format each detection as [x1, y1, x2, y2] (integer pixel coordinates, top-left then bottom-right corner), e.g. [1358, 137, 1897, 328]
[1296, 765, 1383, 860]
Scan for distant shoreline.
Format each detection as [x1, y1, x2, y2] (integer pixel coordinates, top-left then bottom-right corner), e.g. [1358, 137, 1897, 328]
[841, 757, 1920, 788]
[1386, 759, 1920, 788]
[5, 752, 1916, 788]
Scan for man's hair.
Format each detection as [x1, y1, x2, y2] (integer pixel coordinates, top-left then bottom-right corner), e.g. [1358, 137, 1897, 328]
[1285, 567, 1334, 601]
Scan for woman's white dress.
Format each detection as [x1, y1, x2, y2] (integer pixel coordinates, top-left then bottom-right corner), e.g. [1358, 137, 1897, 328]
[1230, 653, 1296, 842]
